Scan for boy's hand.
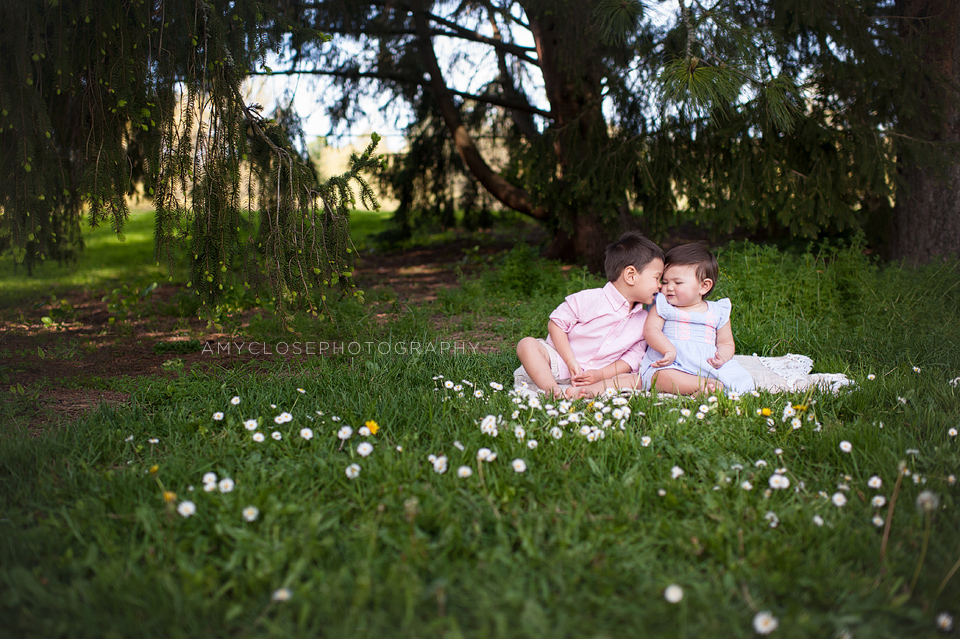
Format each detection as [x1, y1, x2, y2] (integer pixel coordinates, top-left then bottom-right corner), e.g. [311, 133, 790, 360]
[572, 369, 603, 386]
[651, 350, 676, 368]
[567, 361, 582, 378]
[707, 351, 728, 368]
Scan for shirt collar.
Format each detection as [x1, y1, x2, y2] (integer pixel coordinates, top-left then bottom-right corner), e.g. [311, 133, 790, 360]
[603, 281, 641, 314]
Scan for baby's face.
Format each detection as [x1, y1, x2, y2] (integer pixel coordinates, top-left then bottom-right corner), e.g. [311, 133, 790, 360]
[660, 264, 707, 309]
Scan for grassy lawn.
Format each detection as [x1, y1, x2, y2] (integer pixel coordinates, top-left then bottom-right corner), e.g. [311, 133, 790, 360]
[1, 227, 959, 638]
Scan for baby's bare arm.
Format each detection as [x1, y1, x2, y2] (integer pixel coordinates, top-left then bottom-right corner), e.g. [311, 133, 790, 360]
[708, 321, 736, 368]
[643, 307, 676, 367]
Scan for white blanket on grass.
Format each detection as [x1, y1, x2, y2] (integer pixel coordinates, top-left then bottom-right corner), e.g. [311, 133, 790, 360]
[513, 353, 854, 398]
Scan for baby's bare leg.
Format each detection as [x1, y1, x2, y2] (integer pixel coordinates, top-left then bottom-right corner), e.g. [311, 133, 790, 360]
[650, 370, 723, 396]
[516, 337, 563, 397]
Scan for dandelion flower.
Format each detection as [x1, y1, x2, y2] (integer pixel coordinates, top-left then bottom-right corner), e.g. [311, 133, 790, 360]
[457, 466, 473, 478]
[937, 612, 954, 632]
[300, 427, 313, 440]
[243, 419, 258, 431]
[872, 495, 887, 508]
[769, 474, 790, 490]
[839, 441, 853, 453]
[664, 584, 683, 603]
[357, 442, 374, 457]
[512, 458, 527, 473]
[813, 514, 824, 526]
[243, 506, 259, 522]
[149, 464, 159, 474]
[872, 514, 884, 528]
[753, 610, 779, 635]
[213, 412, 224, 421]
[230, 396, 241, 405]
[671, 466, 684, 479]
[163, 491, 177, 503]
[832, 492, 847, 507]
[177, 501, 196, 517]
[345, 463, 361, 479]
[641, 436, 652, 447]
[271, 431, 282, 441]
[252, 432, 265, 442]
[916, 490, 940, 513]
[365, 420, 379, 435]
[527, 439, 538, 450]
[272, 588, 292, 602]
[337, 426, 353, 440]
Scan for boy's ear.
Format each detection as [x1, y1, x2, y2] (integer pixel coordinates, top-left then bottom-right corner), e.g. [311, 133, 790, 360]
[699, 278, 714, 295]
[621, 265, 637, 282]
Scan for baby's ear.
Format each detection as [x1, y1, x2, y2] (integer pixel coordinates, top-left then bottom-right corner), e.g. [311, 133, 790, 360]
[699, 278, 714, 296]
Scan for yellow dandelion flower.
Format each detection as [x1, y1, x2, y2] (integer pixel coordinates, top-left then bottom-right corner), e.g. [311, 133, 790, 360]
[365, 420, 379, 435]
[761, 408, 772, 417]
[149, 464, 160, 474]
[163, 491, 177, 503]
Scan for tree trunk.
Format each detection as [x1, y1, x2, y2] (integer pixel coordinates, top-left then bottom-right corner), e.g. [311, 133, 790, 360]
[893, 1, 960, 263]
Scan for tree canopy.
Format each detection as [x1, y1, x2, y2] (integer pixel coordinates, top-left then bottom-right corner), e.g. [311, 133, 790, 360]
[0, 0, 381, 317]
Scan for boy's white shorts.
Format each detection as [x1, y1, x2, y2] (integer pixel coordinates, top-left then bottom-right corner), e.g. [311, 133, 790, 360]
[513, 338, 572, 390]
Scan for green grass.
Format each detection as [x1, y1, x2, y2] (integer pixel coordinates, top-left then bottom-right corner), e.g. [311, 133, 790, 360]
[1, 239, 960, 638]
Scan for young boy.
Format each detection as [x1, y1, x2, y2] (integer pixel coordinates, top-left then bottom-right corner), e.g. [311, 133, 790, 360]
[515, 232, 664, 398]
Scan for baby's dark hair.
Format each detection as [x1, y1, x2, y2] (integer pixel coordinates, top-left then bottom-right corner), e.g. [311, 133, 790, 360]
[664, 243, 719, 298]
[604, 231, 665, 281]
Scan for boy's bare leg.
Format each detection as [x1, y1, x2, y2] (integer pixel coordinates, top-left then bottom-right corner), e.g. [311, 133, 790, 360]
[565, 373, 641, 399]
[650, 370, 723, 396]
[516, 337, 564, 397]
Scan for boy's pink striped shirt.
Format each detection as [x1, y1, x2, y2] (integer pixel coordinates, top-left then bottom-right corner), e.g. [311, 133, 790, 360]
[546, 282, 648, 379]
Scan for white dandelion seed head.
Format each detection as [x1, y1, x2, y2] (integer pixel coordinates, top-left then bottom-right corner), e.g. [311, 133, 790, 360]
[345, 463, 361, 479]
[753, 611, 779, 635]
[176, 501, 196, 517]
[243, 506, 259, 522]
[664, 584, 683, 603]
[916, 490, 940, 513]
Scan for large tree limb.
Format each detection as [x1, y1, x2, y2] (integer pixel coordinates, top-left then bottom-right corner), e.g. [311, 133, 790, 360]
[409, 3, 548, 220]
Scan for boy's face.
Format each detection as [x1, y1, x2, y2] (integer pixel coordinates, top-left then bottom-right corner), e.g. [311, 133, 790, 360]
[629, 258, 664, 305]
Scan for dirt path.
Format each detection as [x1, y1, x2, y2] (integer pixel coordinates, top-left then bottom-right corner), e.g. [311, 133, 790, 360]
[0, 240, 514, 428]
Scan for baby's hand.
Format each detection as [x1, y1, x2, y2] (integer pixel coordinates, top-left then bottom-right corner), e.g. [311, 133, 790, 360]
[572, 369, 603, 386]
[707, 351, 728, 368]
[567, 361, 582, 378]
[651, 350, 676, 368]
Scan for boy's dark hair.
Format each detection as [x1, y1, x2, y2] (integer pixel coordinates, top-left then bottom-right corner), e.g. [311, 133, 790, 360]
[664, 243, 719, 298]
[604, 232, 665, 281]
